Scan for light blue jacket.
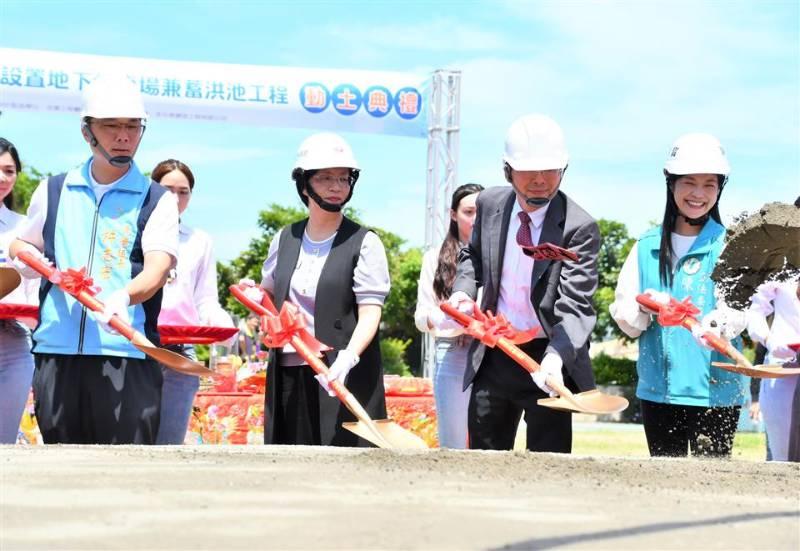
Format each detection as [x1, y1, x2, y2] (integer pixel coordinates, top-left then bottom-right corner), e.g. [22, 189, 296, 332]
[33, 159, 167, 358]
[636, 220, 748, 407]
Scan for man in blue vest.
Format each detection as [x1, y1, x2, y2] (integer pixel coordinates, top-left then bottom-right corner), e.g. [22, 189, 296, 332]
[9, 74, 179, 444]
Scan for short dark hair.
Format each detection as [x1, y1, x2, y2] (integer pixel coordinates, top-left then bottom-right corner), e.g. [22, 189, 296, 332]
[0, 137, 22, 210]
[151, 159, 195, 190]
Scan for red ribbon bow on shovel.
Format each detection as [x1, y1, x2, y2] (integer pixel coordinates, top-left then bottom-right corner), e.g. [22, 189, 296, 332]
[655, 296, 701, 327]
[465, 305, 539, 347]
[259, 302, 330, 358]
[52, 267, 100, 296]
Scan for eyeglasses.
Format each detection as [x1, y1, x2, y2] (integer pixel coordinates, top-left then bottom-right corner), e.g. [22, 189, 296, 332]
[311, 175, 352, 187]
[94, 120, 145, 133]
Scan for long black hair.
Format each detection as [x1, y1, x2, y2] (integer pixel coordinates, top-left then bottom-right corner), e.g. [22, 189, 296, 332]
[0, 138, 22, 210]
[658, 172, 725, 286]
[433, 182, 484, 300]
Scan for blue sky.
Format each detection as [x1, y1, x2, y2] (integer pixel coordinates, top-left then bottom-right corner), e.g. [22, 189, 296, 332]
[1, 0, 798, 262]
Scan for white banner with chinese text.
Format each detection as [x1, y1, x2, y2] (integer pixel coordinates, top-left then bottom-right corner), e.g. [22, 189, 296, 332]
[0, 48, 429, 138]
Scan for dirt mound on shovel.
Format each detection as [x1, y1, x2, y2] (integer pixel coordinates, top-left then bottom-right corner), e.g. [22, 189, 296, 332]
[713, 201, 800, 309]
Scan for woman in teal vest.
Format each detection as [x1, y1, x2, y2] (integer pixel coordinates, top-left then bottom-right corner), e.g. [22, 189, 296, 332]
[610, 133, 748, 457]
[242, 132, 391, 446]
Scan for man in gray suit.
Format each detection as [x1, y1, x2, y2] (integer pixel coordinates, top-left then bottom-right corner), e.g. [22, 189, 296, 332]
[445, 114, 600, 452]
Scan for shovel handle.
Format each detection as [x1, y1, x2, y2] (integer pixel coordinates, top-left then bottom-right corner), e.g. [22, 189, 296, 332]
[229, 285, 372, 415]
[230, 284, 392, 446]
[635, 293, 753, 368]
[441, 302, 591, 412]
[17, 251, 135, 340]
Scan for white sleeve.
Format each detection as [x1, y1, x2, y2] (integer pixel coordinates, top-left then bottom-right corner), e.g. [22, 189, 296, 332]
[141, 191, 179, 259]
[14, 179, 48, 250]
[259, 228, 283, 294]
[609, 242, 651, 338]
[353, 232, 390, 306]
[748, 282, 778, 318]
[194, 233, 233, 327]
[414, 248, 439, 334]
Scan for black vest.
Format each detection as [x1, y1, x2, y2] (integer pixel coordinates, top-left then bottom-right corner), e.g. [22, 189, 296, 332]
[264, 217, 386, 446]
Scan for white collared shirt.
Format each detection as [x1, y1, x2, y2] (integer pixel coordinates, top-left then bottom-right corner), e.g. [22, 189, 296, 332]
[0, 204, 38, 305]
[15, 162, 179, 258]
[748, 278, 800, 365]
[415, 243, 465, 338]
[158, 223, 233, 328]
[496, 198, 549, 333]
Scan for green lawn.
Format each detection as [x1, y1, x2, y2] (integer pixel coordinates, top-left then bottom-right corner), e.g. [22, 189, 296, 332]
[572, 429, 767, 461]
[514, 423, 768, 461]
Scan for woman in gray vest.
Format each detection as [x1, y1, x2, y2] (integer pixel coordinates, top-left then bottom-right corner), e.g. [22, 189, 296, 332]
[245, 132, 390, 446]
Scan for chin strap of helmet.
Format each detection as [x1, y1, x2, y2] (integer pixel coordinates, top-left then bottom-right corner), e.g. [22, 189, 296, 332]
[292, 168, 360, 213]
[81, 119, 146, 168]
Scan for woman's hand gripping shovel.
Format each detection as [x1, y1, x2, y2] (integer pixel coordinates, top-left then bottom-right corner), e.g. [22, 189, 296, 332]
[17, 250, 211, 377]
[439, 302, 629, 415]
[230, 283, 428, 450]
[636, 293, 800, 379]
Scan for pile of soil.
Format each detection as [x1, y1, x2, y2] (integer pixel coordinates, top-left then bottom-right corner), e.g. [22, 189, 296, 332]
[713, 201, 800, 309]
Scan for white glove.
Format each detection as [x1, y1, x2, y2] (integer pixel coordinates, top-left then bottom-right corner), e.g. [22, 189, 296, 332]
[315, 349, 360, 396]
[701, 306, 746, 340]
[239, 278, 264, 304]
[428, 307, 463, 332]
[690, 324, 714, 350]
[93, 289, 131, 335]
[531, 353, 564, 397]
[447, 291, 473, 314]
[202, 309, 237, 348]
[745, 310, 770, 345]
[639, 288, 670, 314]
[770, 343, 798, 363]
[11, 244, 51, 280]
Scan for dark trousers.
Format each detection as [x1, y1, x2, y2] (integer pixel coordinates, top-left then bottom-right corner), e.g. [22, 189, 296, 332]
[32, 353, 162, 444]
[468, 341, 572, 453]
[640, 399, 740, 457]
[273, 365, 322, 446]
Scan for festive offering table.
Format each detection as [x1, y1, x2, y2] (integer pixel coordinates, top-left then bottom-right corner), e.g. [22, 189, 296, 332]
[17, 376, 439, 447]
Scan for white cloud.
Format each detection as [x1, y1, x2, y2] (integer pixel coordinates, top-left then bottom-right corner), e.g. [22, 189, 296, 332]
[136, 144, 277, 170]
[322, 18, 510, 53]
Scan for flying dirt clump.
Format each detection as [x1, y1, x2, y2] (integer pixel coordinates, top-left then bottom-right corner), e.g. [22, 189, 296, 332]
[713, 201, 800, 309]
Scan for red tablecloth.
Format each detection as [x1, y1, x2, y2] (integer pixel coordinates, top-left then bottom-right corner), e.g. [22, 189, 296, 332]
[186, 392, 438, 447]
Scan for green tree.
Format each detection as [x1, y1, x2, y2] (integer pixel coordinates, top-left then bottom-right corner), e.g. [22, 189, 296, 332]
[10, 168, 45, 214]
[593, 219, 636, 341]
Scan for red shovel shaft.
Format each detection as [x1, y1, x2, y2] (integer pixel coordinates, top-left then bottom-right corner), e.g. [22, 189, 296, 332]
[228, 285, 350, 404]
[440, 302, 541, 374]
[635, 294, 747, 364]
[18, 251, 136, 340]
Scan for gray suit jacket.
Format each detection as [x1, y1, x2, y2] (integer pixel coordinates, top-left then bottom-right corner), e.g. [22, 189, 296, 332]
[452, 186, 600, 392]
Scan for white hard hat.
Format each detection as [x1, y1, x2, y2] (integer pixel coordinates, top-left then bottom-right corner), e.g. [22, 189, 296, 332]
[294, 132, 359, 171]
[81, 74, 147, 120]
[503, 114, 568, 171]
[664, 133, 730, 176]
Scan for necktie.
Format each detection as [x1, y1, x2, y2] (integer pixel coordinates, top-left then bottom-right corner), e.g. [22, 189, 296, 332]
[516, 211, 534, 255]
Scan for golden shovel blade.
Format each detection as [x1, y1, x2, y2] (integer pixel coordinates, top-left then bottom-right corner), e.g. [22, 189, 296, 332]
[130, 331, 214, 377]
[538, 389, 629, 415]
[712, 361, 800, 379]
[343, 419, 429, 450]
[0, 267, 22, 300]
